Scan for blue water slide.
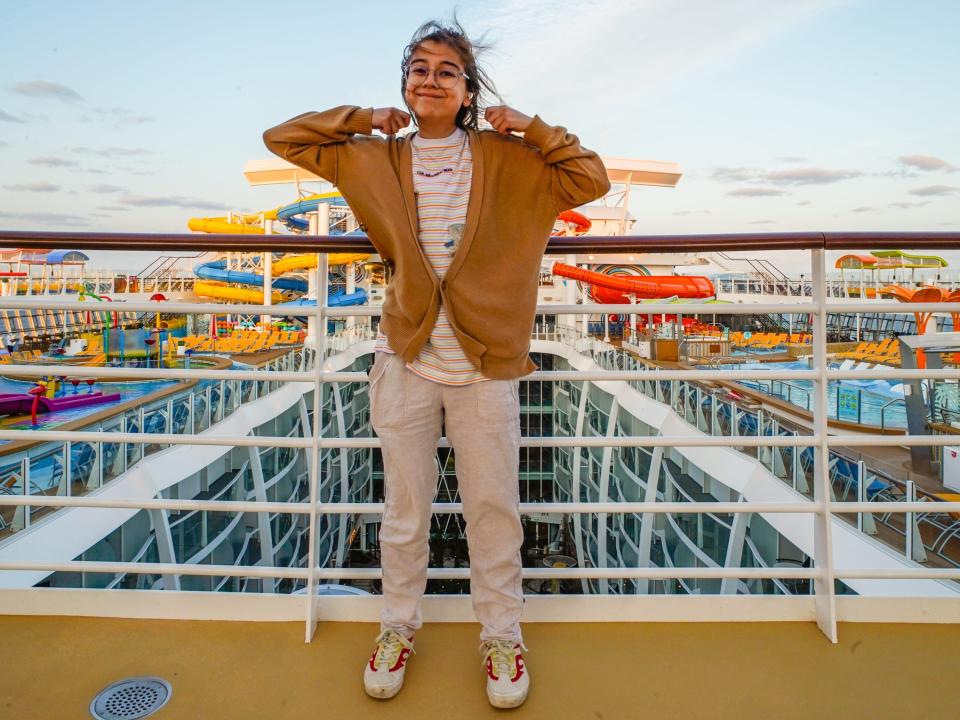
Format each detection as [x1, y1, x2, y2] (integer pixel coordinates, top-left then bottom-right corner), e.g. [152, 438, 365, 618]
[277, 290, 368, 309]
[277, 195, 348, 233]
[276, 195, 348, 221]
[193, 260, 309, 293]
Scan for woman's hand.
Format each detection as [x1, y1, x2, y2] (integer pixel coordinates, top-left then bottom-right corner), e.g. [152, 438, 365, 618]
[372, 107, 411, 135]
[484, 106, 533, 134]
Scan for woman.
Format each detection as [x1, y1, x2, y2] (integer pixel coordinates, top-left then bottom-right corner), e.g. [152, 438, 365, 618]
[263, 19, 609, 708]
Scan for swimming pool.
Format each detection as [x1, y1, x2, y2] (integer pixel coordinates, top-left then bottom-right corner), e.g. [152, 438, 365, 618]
[714, 360, 907, 428]
[0, 377, 181, 429]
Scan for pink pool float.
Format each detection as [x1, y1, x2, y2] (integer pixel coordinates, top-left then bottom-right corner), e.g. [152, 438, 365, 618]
[0, 390, 122, 418]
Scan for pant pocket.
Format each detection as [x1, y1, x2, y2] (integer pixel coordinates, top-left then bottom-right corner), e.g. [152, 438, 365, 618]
[474, 379, 520, 427]
[370, 354, 405, 430]
[367, 351, 391, 388]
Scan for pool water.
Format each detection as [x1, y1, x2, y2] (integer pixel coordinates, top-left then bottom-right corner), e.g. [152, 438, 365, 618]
[716, 360, 907, 428]
[0, 377, 180, 429]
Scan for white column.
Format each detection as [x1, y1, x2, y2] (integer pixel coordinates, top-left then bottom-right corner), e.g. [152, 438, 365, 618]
[564, 253, 577, 330]
[570, 379, 591, 593]
[580, 263, 590, 335]
[810, 248, 838, 643]
[720, 506, 748, 594]
[248, 445, 276, 593]
[307, 213, 320, 343]
[636, 445, 663, 595]
[345, 261, 356, 330]
[148, 507, 181, 591]
[597, 399, 620, 594]
[262, 219, 273, 326]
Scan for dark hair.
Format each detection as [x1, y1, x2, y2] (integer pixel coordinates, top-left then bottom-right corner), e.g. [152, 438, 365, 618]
[401, 17, 499, 130]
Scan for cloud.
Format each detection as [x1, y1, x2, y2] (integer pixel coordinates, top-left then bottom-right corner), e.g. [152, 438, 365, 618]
[88, 184, 126, 194]
[71, 168, 108, 175]
[726, 187, 785, 197]
[0, 211, 89, 226]
[97, 205, 132, 212]
[109, 165, 156, 176]
[0, 140, 8, 147]
[898, 154, 956, 173]
[763, 168, 862, 185]
[92, 106, 156, 125]
[28, 156, 79, 167]
[0, 108, 25, 123]
[711, 167, 756, 182]
[9, 80, 83, 102]
[776, 156, 808, 163]
[795, 200, 812, 206]
[850, 206, 875, 213]
[3, 181, 61, 192]
[672, 210, 712, 216]
[119, 195, 230, 211]
[909, 185, 958, 197]
[711, 165, 861, 186]
[69, 146, 153, 158]
[89, 212, 112, 218]
[748, 220, 776, 224]
[888, 201, 930, 209]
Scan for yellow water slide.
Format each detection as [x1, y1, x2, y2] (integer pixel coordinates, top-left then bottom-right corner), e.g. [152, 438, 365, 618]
[186, 209, 277, 235]
[193, 280, 284, 304]
[272, 253, 370, 274]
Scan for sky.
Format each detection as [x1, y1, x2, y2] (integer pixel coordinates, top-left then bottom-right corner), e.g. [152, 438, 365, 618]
[0, 0, 958, 274]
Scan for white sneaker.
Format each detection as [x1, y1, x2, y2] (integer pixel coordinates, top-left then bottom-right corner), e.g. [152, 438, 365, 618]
[480, 639, 529, 708]
[364, 629, 414, 699]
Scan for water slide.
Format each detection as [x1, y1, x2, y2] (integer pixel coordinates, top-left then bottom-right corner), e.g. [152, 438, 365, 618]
[272, 253, 369, 275]
[193, 280, 285, 304]
[193, 255, 371, 304]
[187, 191, 347, 234]
[551, 262, 715, 301]
[194, 259, 309, 293]
[275, 191, 348, 232]
[277, 292, 368, 310]
[189, 192, 370, 304]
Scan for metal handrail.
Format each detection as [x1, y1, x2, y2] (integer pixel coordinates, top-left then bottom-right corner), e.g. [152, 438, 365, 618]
[880, 397, 907, 432]
[1, 230, 960, 254]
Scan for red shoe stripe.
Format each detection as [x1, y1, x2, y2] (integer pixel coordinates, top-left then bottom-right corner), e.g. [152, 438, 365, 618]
[512, 654, 525, 683]
[389, 647, 411, 673]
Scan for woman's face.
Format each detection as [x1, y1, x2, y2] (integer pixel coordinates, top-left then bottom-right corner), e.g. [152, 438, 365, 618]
[403, 40, 470, 129]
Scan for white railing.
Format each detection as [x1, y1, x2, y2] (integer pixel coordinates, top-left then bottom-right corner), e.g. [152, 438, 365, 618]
[0, 243, 959, 644]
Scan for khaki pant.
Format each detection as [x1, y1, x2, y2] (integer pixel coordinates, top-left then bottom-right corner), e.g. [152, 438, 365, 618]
[369, 351, 524, 642]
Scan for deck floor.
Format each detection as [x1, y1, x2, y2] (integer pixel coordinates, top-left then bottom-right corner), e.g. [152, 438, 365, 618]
[3, 616, 960, 719]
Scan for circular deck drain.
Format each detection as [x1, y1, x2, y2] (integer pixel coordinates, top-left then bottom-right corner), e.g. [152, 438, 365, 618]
[90, 677, 172, 719]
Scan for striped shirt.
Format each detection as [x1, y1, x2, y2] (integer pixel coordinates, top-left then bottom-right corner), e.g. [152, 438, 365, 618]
[374, 127, 487, 385]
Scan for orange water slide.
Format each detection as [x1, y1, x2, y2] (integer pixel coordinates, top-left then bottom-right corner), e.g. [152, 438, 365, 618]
[551, 263, 715, 300]
[879, 285, 915, 302]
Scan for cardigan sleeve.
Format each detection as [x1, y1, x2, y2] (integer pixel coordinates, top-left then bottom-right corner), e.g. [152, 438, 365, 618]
[262, 106, 374, 185]
[522, 115, 611, 213]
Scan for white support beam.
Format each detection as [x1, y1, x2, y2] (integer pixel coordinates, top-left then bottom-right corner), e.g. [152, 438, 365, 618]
[810, 248, 838, 643]
[636, 445, 664, 595]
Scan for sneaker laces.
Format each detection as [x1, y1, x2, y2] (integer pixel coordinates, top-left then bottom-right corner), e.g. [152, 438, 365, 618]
[372, 629, 414, 671]
[479, 639, 527, 678]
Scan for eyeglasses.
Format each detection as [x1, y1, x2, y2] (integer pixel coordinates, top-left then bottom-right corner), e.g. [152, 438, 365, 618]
[404, 64, 469, 89]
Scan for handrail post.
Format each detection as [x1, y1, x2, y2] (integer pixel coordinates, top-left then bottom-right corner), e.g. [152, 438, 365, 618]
[811, 248, 838, 642]
[304, 204, 330, 642]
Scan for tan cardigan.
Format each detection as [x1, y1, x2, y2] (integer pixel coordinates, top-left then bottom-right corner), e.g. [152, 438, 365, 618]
[263, 106, 609, 379]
